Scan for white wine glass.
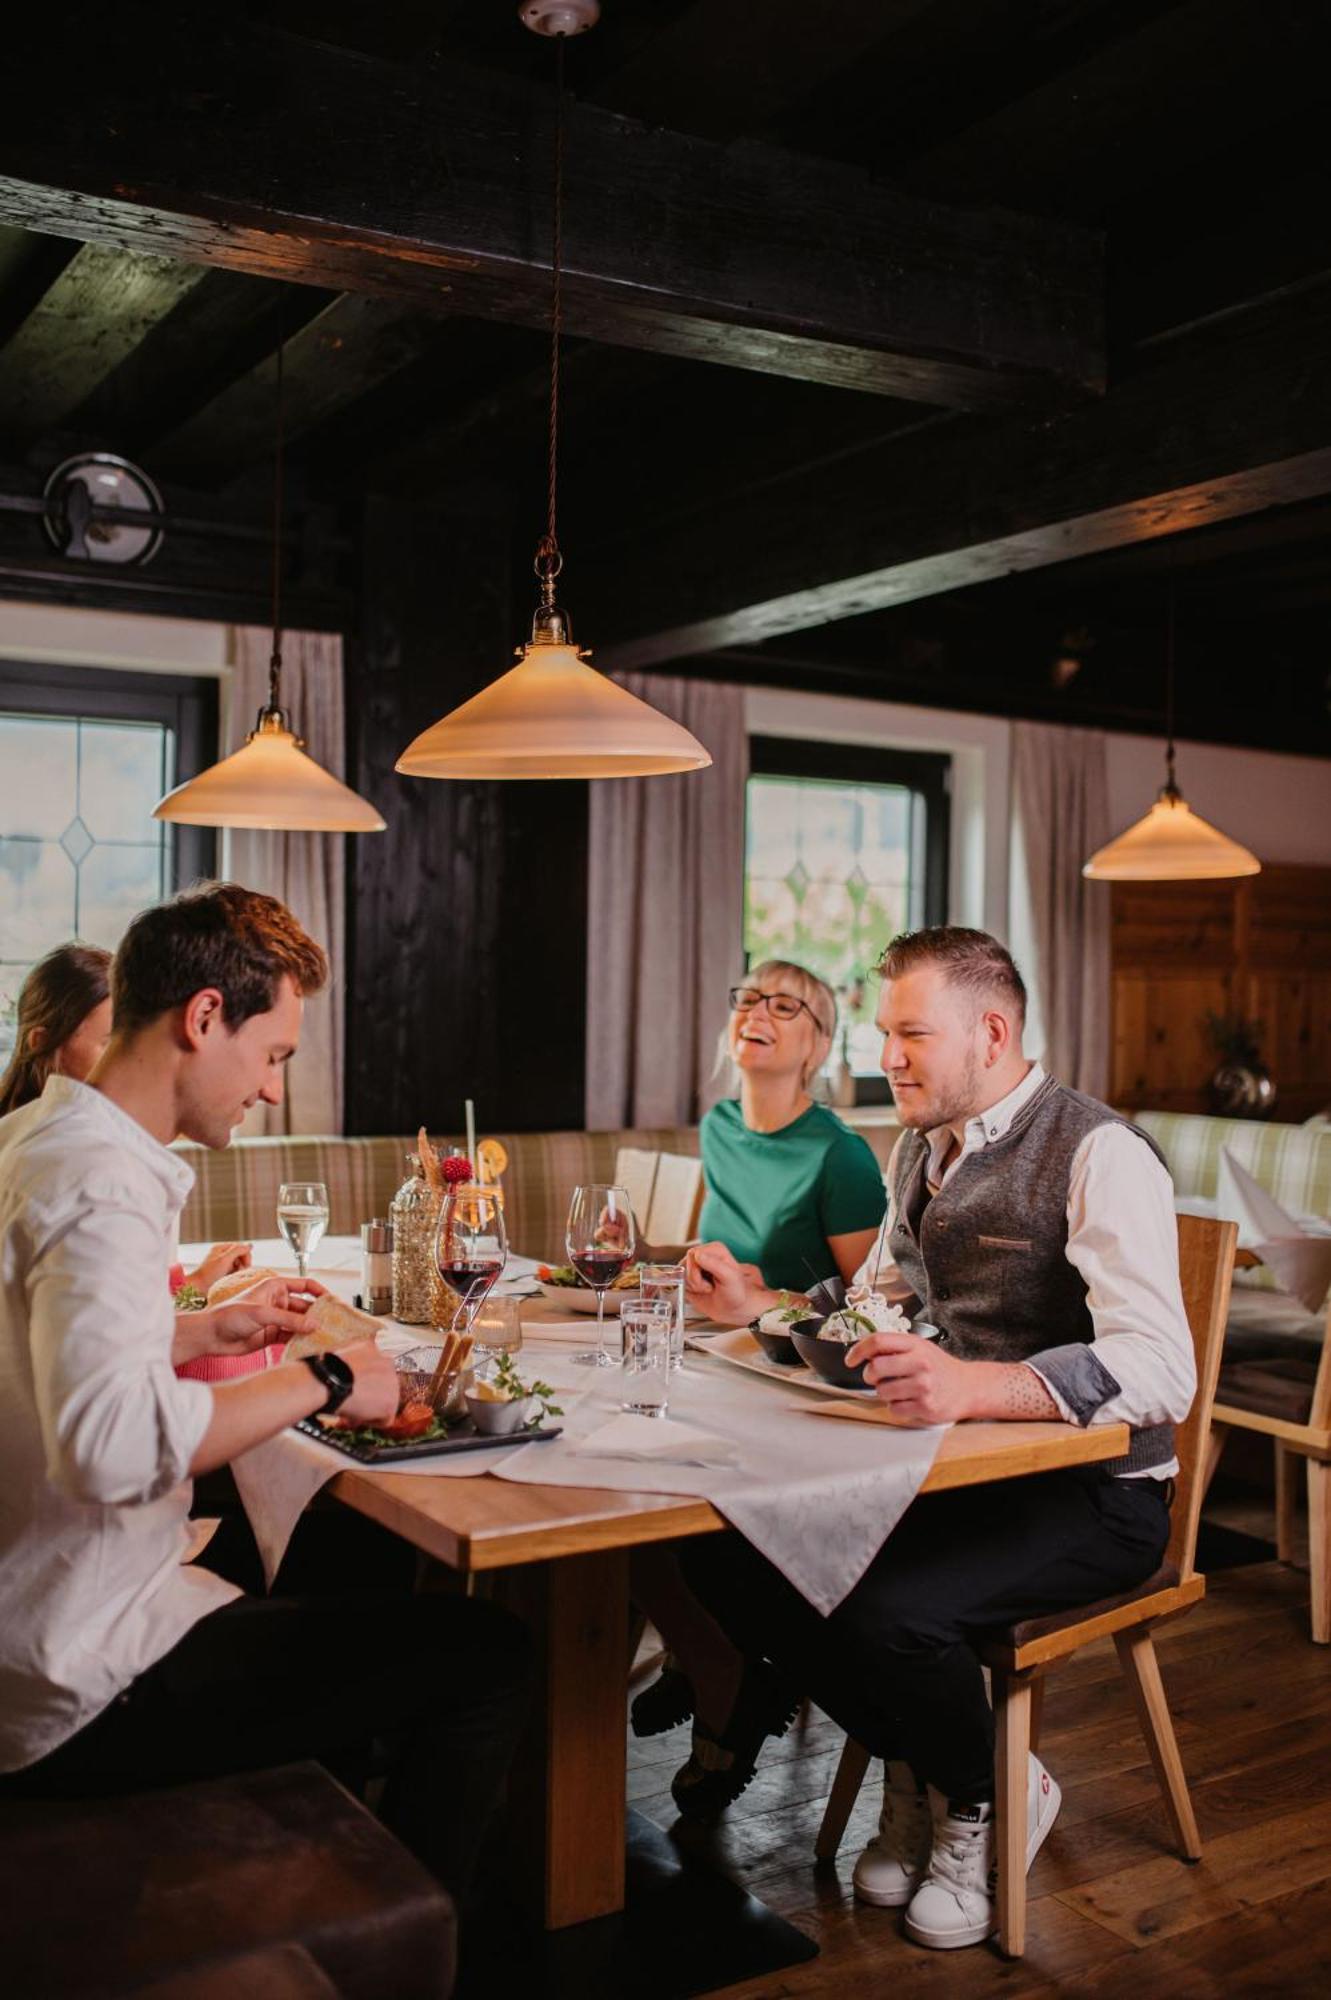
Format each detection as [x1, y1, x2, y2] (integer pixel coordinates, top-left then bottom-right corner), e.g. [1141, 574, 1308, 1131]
[566, 1184, 636, 1367]
[277, 1181, 329, 1284]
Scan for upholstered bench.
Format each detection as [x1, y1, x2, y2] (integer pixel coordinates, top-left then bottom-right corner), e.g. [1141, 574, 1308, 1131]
[0, 1763, 456, 1999]
[175, 1125, 705, 1264]
[1133, 1110, 1331, 1361]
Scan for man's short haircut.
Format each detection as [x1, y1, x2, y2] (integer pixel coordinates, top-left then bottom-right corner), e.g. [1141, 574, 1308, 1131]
[112, 882, 328, 1037]
[877, 925, 1027, 1028]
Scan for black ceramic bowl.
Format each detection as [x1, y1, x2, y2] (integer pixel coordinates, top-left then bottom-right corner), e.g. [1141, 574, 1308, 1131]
[791, 1327, 873, 1390]
[749, 1316, 821, 1367]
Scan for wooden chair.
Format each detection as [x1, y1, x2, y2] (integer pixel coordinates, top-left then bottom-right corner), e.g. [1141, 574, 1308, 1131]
[814, 1213, 1237, 1958]
[1208, 1291, 1331, 1643]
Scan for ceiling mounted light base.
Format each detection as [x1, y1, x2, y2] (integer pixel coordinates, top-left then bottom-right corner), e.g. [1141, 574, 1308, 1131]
[519, 0, 600, 35]
[1083, 786, 1260, 881]
[155, 709, 386, 832]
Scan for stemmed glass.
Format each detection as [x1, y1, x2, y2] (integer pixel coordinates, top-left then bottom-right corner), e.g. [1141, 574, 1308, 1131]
[432, 1183, 508, 1338]
[566, 1183, 636, 1367]
[277, 1181, 329, 1284]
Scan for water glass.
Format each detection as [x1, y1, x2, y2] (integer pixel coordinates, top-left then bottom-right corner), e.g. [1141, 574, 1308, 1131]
[277, 1181, 329, 1283]
[640, 1262, 686, 1371]
[620, 1298, 672, 1418]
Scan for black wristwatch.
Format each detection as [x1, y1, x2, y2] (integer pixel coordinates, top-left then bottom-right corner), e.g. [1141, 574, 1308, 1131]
[300, 1350, 355, 1416]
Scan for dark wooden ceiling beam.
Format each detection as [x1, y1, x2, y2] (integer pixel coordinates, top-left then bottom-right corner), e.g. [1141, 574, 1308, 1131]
[0, 9, 1103, 411]
[148, 292, 449, 484]
[585, 284, 1331, 670]
[0, 244, 204, 437]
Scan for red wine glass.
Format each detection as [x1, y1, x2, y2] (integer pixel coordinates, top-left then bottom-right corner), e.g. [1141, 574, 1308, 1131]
[566, 1183, 636, 1367]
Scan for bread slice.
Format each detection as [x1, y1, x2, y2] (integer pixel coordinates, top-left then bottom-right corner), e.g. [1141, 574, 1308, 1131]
[285, 1292, 385, 1360]
[206, 1265, 280, 1307]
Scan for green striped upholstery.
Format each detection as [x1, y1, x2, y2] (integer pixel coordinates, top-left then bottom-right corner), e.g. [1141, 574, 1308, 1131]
[1132, 1111, 1331, 1307]
[176, 1127, 702, 1264]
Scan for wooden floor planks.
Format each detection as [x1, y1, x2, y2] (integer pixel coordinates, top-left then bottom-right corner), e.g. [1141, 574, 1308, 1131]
[626, 1559, 1331, 1997]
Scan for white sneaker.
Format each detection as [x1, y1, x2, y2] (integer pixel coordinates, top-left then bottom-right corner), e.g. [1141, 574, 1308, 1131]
[852, 1760, 931, 1907]
[903, 1754, 1062, 1951]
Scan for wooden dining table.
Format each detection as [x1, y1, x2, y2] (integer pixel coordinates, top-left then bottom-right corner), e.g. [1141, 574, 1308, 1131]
[324, 1309, 1131, 1933]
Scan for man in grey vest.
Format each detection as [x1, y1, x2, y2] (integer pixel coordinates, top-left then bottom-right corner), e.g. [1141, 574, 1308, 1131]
[682, 926, 1194, 1951]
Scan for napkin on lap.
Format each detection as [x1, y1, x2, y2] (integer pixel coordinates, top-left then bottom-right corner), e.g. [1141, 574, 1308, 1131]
[1217, 1149, 1331, 1314]
[576, 1413, 740, 1468]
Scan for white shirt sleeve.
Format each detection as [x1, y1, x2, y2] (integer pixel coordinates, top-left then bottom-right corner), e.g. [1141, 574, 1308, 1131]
[855, 1133, 916, 1302]
[1026, 1123, 1196, 1430]
[27, 1190, 215, 1506]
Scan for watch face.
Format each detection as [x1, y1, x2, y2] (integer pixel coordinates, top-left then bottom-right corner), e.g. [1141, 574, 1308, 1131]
[322, 1352, 354, 1388]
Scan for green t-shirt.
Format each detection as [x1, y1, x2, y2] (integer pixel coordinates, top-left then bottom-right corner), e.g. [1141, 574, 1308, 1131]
[697, 1099, 887, 1292]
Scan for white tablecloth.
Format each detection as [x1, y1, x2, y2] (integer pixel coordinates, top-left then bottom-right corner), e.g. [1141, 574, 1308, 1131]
[188, 1239, 945, 1611]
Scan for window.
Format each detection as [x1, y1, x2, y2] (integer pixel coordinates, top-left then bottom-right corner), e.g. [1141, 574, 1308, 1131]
[744, 736, 949, 1079]
[0, 662, 216, 1062]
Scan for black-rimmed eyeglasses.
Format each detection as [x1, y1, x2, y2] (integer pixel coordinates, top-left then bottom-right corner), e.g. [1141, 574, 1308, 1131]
[728, 985, 826, 1030]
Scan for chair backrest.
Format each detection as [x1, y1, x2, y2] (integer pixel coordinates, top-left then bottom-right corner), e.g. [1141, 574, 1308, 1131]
[613, 1147, 660, 1240]
[646, 1151, 705, 1249]
[1171, 1212, 1239, 1578]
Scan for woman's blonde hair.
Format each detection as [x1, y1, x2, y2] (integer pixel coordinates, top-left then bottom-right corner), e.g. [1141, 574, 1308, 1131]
[716, 958, 837, 1090]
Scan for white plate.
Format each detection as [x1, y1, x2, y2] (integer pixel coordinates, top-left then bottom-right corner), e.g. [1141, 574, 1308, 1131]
[687, 1325, 873, 1397]
[534, 1280, 639, 1315]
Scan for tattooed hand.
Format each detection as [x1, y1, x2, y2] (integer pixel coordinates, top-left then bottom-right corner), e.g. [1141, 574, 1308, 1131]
[846, 1333, 1060, 1427]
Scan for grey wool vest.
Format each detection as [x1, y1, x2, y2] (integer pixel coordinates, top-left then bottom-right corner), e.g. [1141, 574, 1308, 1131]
[888, 1073, 1175, 1476]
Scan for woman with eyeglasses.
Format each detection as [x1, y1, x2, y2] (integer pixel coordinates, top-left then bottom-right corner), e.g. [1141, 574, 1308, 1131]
[689, 960, 886, 1303]
[631, 963, 886, 1819]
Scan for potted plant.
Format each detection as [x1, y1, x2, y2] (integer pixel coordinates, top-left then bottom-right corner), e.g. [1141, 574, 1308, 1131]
[1203, 1011, 1276, 1119]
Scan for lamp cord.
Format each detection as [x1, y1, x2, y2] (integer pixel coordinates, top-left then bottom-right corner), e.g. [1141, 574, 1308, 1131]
[536, 35, 565, 602]
[1164, 587, 1177, 796]
[269, 332, 286, 710]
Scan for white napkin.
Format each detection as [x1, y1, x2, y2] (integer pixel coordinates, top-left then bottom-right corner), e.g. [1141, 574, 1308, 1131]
[575, 1412, 741, 1469]
[1216, 1149, 1331, 1314]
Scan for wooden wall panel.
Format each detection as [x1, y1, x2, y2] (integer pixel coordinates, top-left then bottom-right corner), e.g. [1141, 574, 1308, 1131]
[1111, 864, 1331, 1120]
[343, 497, 589, 1136]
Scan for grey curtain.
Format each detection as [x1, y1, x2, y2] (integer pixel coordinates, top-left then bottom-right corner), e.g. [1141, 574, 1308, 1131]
[585, 676, 747, 1129]
[222, 626, 346, 1135]
[1011, 721, 1112, 1098]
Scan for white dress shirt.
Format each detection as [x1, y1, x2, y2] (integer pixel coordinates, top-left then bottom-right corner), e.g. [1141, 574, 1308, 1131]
[0, 1078, 238, 1771]
[866, 1064, 1195, 1475]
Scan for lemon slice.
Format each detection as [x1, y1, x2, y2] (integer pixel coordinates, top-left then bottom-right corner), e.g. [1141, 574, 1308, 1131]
[477, 1138, 509, 1183]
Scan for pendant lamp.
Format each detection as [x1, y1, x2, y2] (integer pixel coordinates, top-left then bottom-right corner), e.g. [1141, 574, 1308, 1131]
[154, 342, 385, 833]
[1083, 596, 1259, 882]
[395, 6, 711, 783]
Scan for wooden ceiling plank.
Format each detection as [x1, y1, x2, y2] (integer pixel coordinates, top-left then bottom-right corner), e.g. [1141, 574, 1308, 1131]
[0, 244, 204, 436]
[0, 10, 1104, 411]
[584, 284, 1331, 669]
[147, 291, 448, 483]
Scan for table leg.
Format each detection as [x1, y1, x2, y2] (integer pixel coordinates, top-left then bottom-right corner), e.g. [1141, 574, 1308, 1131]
[496, 1548, 630, 1929]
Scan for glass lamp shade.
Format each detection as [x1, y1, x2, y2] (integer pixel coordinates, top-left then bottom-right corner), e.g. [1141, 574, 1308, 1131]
[395, 640, 713, 780]
[154, 715, 385, 832]
[1083, 791, 1260, 881]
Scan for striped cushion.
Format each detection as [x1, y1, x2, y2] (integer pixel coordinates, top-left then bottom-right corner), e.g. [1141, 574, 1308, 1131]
[176, 1127, 702, 1265]
[1132, 1111, 1331, 1308]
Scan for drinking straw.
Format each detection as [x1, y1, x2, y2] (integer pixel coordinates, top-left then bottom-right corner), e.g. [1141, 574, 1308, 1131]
[465, 1098, 477, 1174]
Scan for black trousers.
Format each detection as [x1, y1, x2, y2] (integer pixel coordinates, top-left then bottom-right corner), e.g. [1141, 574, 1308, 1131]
[0, 1512, 532, 1904]
[681, 1465, 1170, 1802]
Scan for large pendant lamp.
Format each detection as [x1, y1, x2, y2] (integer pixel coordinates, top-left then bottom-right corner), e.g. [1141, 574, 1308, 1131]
[1083, 596, 1259, 882]
[154, 342, 385, 833]
[395, 6, 711, 783]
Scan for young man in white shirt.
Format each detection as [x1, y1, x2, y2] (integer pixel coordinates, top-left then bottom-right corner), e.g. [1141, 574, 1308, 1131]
[0, 883, 528, 1904]
[680, 926, 1194, 1950]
